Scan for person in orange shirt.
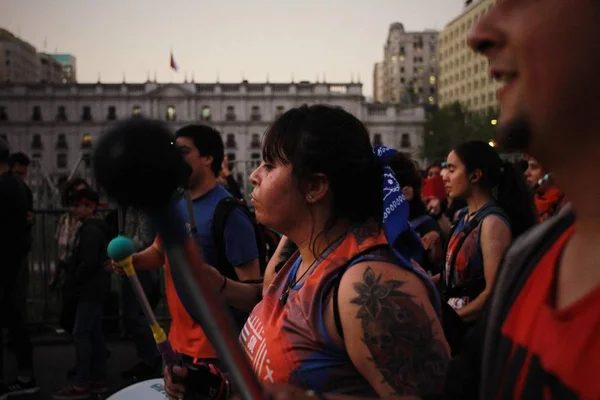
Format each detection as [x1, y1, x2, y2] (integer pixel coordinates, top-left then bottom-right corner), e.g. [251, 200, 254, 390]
[524, 156, 568, 222]
[127, 124, 260, 370]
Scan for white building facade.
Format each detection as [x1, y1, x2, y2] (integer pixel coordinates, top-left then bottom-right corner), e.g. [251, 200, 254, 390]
[0, 80, 426, 194]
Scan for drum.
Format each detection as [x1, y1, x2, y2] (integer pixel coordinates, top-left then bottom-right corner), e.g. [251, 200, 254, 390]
[107, 379, 166, 400]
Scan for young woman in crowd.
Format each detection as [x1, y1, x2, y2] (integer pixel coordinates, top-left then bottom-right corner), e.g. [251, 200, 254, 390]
[165, 105, 450, 399]
[440, 140, 537, 323]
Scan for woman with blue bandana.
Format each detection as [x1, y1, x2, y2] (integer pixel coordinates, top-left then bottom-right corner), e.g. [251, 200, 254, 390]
[164, 105, 449, 400]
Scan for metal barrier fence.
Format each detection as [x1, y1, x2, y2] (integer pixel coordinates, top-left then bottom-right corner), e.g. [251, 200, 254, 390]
[23, 159, 261, 328]
[24, 209, 170, 329]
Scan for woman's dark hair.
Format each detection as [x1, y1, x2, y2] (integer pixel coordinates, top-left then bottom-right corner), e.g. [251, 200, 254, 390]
[262, 105, 383, 247]
[388, 153, 426, 220]
[453, 140, 537, 237]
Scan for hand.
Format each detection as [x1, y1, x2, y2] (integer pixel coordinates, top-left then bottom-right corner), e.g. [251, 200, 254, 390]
[164, 363, 227, 400]
[164, 365, 187, 400]
[105, 259, 125, 275]
[421, 231, 441, 251]
[426, 198, 441, 216]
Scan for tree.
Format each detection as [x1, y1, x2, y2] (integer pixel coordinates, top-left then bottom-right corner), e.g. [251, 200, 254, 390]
[423, 102, 499, 160]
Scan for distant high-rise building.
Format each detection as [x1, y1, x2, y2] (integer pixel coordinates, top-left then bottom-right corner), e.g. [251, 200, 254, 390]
[372, 23, 439, 106]
[438, 0, 499, 111]
[0, 28, 39, 83]
[38, 53, 64, 83]
[50, 54, 77, 83]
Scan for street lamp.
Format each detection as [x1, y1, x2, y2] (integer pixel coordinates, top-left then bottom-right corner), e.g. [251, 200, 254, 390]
[491, 119, 498, 126]
[488, 140, 497, 147]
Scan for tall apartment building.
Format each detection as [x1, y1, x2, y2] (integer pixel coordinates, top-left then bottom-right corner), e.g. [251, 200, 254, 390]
[438, 0, 499, 111]
[373, 23, 439, 106]
[0, 28, 39, 83]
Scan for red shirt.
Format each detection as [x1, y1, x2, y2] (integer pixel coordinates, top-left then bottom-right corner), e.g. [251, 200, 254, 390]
[154, 237, 217, 360]
[500, 226, 600, 399]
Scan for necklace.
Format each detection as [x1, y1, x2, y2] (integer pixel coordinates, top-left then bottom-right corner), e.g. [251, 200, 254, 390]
[279, 230, 349, 306]
[279, 257, 317, 305]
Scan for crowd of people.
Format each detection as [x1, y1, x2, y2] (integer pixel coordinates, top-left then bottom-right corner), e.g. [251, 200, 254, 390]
[2, 0, 600, 399]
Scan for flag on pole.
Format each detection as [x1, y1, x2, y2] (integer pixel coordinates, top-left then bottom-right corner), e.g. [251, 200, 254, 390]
[170, 51, 178, 72]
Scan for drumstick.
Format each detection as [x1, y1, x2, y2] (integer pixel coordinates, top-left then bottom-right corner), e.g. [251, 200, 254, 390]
[107, 235, 179, 366]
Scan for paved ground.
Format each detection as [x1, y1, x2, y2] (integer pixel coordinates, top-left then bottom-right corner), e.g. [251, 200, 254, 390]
[2, 334, 152, 399]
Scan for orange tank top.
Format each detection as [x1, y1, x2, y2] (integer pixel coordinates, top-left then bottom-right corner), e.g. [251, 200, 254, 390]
[240, 223, 436, 396]
[154, 236, 217, 360]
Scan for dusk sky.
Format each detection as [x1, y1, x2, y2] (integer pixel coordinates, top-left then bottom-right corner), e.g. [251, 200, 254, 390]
[1, 0, 466, 96]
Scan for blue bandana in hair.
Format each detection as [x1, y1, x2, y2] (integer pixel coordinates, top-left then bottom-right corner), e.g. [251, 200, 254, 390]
[373, 145, 441, 311]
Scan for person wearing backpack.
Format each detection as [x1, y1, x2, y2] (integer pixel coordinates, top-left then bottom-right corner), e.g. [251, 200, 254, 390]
[112, 124, 260, 372]
[439, 141, 537, 353]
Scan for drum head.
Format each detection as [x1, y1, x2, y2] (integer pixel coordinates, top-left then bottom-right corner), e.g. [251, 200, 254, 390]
[107, 378, 166, 400]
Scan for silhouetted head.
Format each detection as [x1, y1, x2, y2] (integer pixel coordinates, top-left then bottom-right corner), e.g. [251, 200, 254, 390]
[94, 118, 190, 211]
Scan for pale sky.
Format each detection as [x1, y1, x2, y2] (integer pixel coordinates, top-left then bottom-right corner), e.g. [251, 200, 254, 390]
[1, 0, 466, 97]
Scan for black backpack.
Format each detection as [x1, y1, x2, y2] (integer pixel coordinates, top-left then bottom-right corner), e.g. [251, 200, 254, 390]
[211, 197, 279, 280]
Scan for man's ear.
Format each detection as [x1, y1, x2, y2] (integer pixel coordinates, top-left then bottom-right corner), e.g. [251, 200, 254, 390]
[302, 173, 330, 204]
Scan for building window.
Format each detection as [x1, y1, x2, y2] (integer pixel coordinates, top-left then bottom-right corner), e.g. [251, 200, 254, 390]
[0, 106, 7, 121]
[56, 106, 68, 122]
[226, 106, 236, 121]
[401, 77, 405, 84]
[81, 134, 92, 149]
[56, 134, 69, 150]
[107, 106, 117, 121]
[32, 106, 42, 121]
[132, 105, 142, 116]
[481, 94, 486, 104]
[250, 133, 261, 149]
[226, 133, 237, 149]
[31, 134, 43, 149]
[400, 133, 411, 149]
[489, 92, 494, 102]
[0, 133, 6, 144]
[166, 105, 176, 121]
[82, 106, 92, 121]
[250, 152, 261, 168]
[57, 153, 68, 169]
[201, 106, 211, 121]
[250, 106, 261, 122]
[372, 133, 383, 146]
[227, 153, 236, 171]
[275, 106, 285, 118]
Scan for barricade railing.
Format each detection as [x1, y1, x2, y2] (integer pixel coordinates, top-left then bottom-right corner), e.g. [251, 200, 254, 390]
[24, 208, 170, 332]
